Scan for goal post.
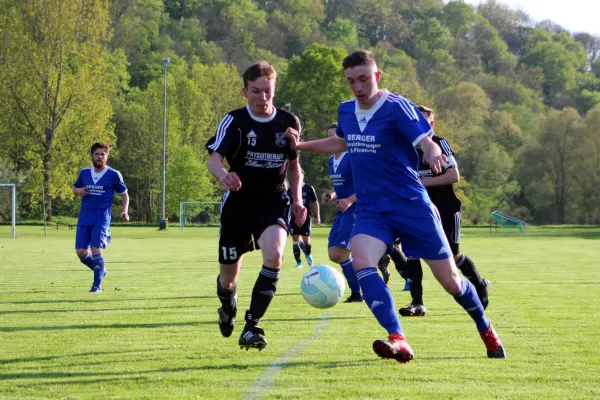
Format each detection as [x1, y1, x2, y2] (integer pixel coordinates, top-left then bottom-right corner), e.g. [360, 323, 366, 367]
[179, 201, 221, 231]
[0, 184, 16, 238]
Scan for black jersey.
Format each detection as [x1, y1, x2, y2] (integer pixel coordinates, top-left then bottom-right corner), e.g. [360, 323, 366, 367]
[288, 184, 317, 216]
[206, 106, 299, 194]
[416, 135, 461, 213]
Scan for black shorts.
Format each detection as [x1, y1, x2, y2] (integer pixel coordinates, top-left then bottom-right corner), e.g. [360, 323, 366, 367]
[218, 191, 290, 264]
[439, 210, 461, 256]
[289, 217, 312, 237]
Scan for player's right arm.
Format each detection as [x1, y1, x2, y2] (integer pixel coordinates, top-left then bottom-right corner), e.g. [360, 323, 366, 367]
[322, 190, 336, 203]
[286, 133, 347, 154]
[337, 193, 356, 212]
[206, 113, 242, 191]
[72, 169, 88, 197]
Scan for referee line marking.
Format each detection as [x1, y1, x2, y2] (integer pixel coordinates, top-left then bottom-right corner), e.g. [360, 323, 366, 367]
[243, 312, 332, 400]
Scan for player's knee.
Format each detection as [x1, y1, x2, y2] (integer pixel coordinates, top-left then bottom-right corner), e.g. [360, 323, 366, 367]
[440, 273, 462, 294]
[263, 249, 284, 268]
[328, 248, 343, 263]
[75, 249, 88, 258]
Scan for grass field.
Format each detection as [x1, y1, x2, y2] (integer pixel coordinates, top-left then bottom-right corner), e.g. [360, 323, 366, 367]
[1, 225, 599, 399]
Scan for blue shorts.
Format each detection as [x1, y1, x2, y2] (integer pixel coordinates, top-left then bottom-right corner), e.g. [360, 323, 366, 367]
[75, 224, 111, 249]
[328, 210, 354, 250]
[352, 201, 451, 260]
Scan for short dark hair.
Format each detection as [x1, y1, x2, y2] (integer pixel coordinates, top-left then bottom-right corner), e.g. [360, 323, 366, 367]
[91, 142, 109, 155]
[417, 105, 435, 121]
[328, 123, 338, 130]
[242, 61, 277, 88]
[342, 50, 377, 70]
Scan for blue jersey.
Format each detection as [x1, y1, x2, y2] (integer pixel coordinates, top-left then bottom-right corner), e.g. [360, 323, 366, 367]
[73, 166, 127, 226]
[328, 152, 356, 213]
[335, 90, 433, 212]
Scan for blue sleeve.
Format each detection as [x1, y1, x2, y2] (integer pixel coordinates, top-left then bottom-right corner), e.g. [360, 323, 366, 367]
[206, 113, 237, 156]
[392, 98, 433, 146]
[73, 169, 84, 188]
[113, 170, 127, 194]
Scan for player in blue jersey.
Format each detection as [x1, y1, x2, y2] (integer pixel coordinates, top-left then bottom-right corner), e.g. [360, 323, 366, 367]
[72, 143, 129, 293]
[324, 123, 362, 303]
[286, 50, 505, 362]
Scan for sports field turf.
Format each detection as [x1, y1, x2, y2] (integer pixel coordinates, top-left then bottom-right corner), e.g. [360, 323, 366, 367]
[1, 226, 599, 399]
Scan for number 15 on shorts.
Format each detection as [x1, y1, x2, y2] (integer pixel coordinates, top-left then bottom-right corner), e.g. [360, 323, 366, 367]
[221, 246, 237, 261]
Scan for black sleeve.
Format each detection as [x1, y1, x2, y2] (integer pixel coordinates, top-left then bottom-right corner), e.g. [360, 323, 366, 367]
[308, 185, 318, 203]
[205, 113, 238, 156]
[287, 114, 300, 161]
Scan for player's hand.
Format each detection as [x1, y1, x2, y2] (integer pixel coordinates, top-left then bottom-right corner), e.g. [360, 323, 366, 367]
[423, 141, 447, 175]
[285, 127, 300, 150]
[315, 216, 321, 225]
[219, 172, 242, 191]
[120, 211, 130, 222]
[336, 198, 353, 212]
[322, 192, 332, 203]
[74, 187, 88, 197]
[291, 202, 307, 226]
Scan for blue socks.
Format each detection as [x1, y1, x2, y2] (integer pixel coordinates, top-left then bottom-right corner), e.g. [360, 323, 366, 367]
[340, 258, 360, 294]
[79, 253, 94, 270]
[356, 267, 403, 336]
[91, 254, 105, 289]
[453, 278, 490, 332]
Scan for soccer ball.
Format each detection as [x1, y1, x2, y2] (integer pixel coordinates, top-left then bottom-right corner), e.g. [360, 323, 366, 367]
[300, 264, 346, 309]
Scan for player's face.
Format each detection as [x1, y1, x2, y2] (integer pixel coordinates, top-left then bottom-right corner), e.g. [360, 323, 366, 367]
[344, 65, 382, 108]
[91, 148, 108, 169]
[419, 111, 435, 128]
[243, 76, 276, 117]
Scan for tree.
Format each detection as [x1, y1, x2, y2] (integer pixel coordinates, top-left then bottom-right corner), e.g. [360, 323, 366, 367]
[0, 0, 114, 219]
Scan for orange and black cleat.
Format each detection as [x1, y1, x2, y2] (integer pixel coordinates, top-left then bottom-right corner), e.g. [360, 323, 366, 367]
[480, 324, 506, 358]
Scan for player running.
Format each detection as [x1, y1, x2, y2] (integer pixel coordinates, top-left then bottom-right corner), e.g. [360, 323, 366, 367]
[324, 123, 363, 303]
[288, 182, 320, 268]
[286, 50, 505, 362]
[206, 61, 306, 351]
[72, 142, 129, 293]
[399, 105, 490, 317]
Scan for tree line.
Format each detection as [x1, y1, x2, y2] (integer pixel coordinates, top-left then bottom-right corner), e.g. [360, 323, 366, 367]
[1, 0, 599, 225]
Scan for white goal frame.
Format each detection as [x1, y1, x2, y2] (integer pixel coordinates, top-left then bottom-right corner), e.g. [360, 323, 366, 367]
[0, 184, 16, 238]
[179, 201, 221, 231]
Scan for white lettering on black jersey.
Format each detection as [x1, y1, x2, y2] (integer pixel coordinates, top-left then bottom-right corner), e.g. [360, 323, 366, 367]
[417, 135, 461, 212]
[206, 106, 299, 194]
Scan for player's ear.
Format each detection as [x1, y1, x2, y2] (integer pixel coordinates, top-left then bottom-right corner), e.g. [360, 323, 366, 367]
[242, 87, 248, 99]
[375, 70, 382, 84]
[430, 120, 435, 128]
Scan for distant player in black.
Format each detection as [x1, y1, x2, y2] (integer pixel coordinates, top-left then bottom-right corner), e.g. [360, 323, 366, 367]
[288, 182, 320, 268]
[399, 105, 490, 317]
[205, 61, 306, 351]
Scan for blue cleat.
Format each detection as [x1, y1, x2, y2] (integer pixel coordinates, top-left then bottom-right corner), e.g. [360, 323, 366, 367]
[403, 281, 410, 291]
[295, 262, 303, 268]
[103, 269, 108, 278]
[89, 286, 102, 293]
[306, 254, 313, 266]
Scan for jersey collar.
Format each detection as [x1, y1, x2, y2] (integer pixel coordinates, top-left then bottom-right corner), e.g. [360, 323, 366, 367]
[246, 105, 277, 123]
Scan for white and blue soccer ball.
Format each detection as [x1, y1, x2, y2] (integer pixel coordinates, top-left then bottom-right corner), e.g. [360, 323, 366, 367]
[301, 264, 346, 309]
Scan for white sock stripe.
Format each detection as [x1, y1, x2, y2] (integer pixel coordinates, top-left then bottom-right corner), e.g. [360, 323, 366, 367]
[356, 268, 378, 280]
[260, 269, 280, 279]
[208, 114, 233, 151]
[340, 258, 353, 267]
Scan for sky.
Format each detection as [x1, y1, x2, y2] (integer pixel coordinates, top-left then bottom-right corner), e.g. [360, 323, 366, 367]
[464, 0, 600, 36]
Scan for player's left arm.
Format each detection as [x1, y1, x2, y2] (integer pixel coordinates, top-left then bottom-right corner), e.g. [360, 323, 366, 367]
[114, 171, 130, 221]
[421, 138, 460, 187]
[309, 186, 320, 225]
[287, 158, 307, 226]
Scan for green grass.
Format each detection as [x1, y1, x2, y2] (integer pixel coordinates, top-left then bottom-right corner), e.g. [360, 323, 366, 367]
[1, 226, 599, 399]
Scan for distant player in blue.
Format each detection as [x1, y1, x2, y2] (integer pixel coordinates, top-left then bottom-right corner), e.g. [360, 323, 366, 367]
[286, 50, 505, 362]
[73, 143, 129, 293]
[324, 123, 362, 303]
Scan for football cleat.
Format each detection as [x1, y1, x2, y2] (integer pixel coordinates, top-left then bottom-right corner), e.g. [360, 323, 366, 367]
[476, 279, 490, 310]
[306, 254, 314, 266]
[89, 286, 102, 293]
[377, 254, 391, 284]
[217, 294, 238, 338]
[480, 324, 505, 359]
[398, 303, 427, 317]
[373, 333, 414, 363]
[295, 262, 303, 268]
[239, 326, 267, 351]
[403, 280, 410, 291]
[343, 292, 364, 303]
[103, 269, 108, 278]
